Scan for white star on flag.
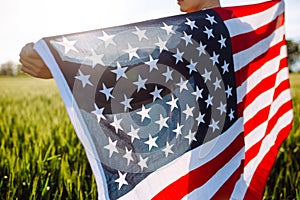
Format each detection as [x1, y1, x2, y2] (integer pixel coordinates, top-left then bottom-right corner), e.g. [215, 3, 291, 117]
[217, 101, 227, 115]
[173, 123, 184, 138]
[145, 55, 159, 72]
[110, 116, 123, 133]
[176, 77, 189, 93]
[91, 103, 106, 122]
[203, 26, 214, 39]
[205, 14, 217, 25]
[138, 155, 148, 171]
[123, 147, 134, 166]
[155, 37, 168, 53]
[144, 134, 158, 151]
[161, 22, 175, 35]
[183, 104, 194, 120]
[166, 95, 178, 111]
[100, 83, 114, 101]
[88, 49, 105, 68]
[218, 34, 227, 49]
[210, 51, 220, 66]
[185, 130, 197, 145]
[173, 48, 184, 64]
[162, 142, 174, 157]
[155, 114, 169, 131]
[181, 31, 193, 46]
[213, 77, 222, 91]
[221, 60, 230, 74]
[115, 171, 128, 190]
[197, 41, 207, 56]
[186, 59, 198, 74]
[225, 85, 233, 98]
[162, 67, 174, 82]
[98, 31, 116, 47]
[205, 94, 214, 108]
[196, 112, 206, 125]
[192, 86, 203, 100]
[104, 137, 118, 158]
[137, 105, 151, 122]
[228, 109, 235, 121]
[133, 75, 147, 92]
[150, 86, 163, 102]
[123, 43, 140, 60]
[127, 125, 140, 142]
[120, 94, 133, 111]
[55, 36, 79, 54]
[133, 26, 148, 41]
[185, 18, 198, 30]
[75, 69, 93, 88]
[111, 62, 128, 81]
[202, 68, 212, 83]
[209, 118, 220, 132]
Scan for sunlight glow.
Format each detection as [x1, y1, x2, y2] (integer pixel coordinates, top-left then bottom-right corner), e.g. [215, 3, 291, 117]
[0, 0, 298, 63]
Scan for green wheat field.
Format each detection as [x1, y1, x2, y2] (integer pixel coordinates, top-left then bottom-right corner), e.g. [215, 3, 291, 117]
[0, 73, 299, 200]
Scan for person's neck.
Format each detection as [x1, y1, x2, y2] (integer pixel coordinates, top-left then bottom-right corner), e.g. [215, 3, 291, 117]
[202, 1, 221, 10]
[186, 1, 221, 13]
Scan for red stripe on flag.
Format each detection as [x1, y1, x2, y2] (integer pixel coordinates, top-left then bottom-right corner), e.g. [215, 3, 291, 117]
[234, 40, 284, 87]
[152, 132, 244, 200]
[231, 14, 284, 54]
[210, 160, 244, 200]
[244, 123, 293, 199]
[266, 89, 292, 136]
[243, 59, 289, 140]
[236, 68, 279, 133]
[243, 74, 276, 114]
[236, 73, 277, 123]
[244, 106, 270, 137]
[213, 1, 279, 21]
[237, 101, 244, 119]
[274, 79, 290, 101]
[245, 100, 292, 166]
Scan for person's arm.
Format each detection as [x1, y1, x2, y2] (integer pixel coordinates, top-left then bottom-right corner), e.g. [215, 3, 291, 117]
[19, 42, 53, 79]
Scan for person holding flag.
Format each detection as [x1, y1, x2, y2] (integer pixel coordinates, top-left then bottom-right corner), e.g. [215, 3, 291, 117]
[18, 0, 293, 199]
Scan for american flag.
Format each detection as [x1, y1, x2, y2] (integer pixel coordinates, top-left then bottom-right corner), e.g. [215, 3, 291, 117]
[34, 0, 293, 199]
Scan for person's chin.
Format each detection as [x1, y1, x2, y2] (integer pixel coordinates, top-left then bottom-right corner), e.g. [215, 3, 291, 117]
[179, 7, 188, 12]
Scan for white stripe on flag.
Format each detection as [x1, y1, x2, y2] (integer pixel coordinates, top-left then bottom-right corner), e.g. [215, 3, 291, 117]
[225, 1, 284, 37]
[233, 26, 284, 72]
[270, 84, 291, 120]
[182, 148, 244, 200]
[34, 40, 109, 200]
[244, 110, 293, 182]
[236, 45, 286, 104]
[230, 172, 248, 200]
[244, 89, 274, 123]
[244, 67, 290, 151]
[245, 121, 268, 152]
[233, 110, 293, 197]
[119, 118, 244, 200]
[245, 88, 292, 152]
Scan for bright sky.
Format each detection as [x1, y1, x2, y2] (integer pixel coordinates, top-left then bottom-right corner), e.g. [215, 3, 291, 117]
[0, 0, 299, 64]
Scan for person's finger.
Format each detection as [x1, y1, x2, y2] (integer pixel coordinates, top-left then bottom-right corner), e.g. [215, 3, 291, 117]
[19, 56, 46, 71]
[20, 57, 52, 79]
[21, 65, 52, 79]
[20, 64, 40, 78]
[19, 42, 41, 60]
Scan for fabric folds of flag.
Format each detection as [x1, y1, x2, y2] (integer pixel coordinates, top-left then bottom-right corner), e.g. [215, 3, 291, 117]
[34, 0, 293, 199]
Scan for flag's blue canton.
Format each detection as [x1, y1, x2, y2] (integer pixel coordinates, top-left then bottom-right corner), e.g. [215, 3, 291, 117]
[46, 9, 237, 199]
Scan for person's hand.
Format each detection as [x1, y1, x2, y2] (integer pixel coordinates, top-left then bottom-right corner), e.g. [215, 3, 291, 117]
[19, 42, 53, 79]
